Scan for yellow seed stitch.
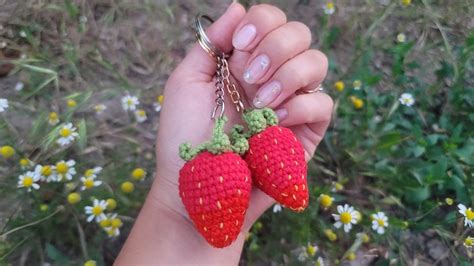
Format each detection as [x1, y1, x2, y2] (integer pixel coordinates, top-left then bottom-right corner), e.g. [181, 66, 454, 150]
[204, 227, 208, 232]
[274, 138, 278, 144]
[258, 181, 263, 186]
[249, 148, 253, 155]
[182, 192, 185, 197]
[281, 193, 288, 197]
[278, 127, 282, 132]
[291, 148, 295, 154]
[235, 220, 239, 226]
[295, 185, 299, 191]
[219, 176, 223, 183]
[293, 136, 297, 141]
[280, 162, 284, 168]
[210, 238, 214, 243]
[271, 183, 277, 188]
[292, 194, 297, 200]
[295, 161, 299, 166]
[191, 166, 195, 172]
[225, 235, 229, 241]
[245, 176, 248, 182]
[301, 174, 304, 179]
[228, 208, 232, 214]
[303, 199, 307, 205]
[257, 134, 261, 138]
[302, 184, 306, 190]
[201, 214, 205, 221]
[264, 154, 268, 161]
[288, 174, 292, 180]
[199, 198, 203, 205]
[237, 189, 242, 196]
[217, 201, 222, 209]
[197, 182, 201, 188]
[219, 222, 224, 229]
[266, 168, 271, 174]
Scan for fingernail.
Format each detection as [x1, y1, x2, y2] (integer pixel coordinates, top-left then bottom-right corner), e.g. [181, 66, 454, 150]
[233, 24, 257, 50]
[275, 108, 288, 122]
[243, 54, 270, 84]
[253, 81, 282, 108]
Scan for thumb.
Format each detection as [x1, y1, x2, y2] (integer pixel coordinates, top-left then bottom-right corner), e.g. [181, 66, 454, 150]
[176, 2, 246, 79]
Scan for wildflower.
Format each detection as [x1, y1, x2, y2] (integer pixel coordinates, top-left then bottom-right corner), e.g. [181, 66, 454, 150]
[399, 93, 415, 107]
[55, 159, 76, 181]
[0, 41, 6, 49]
[84, 167, 102, 179]
[445, 198, 454, 206]
[57, 123, 79, 146]
[350, 96, 364, 109]
[297, 249, 308, 262]
[458, 204, 474, 227]
[371, 212, 389, 234]
[347, 252, 356, 261]
[273, 203, 282, 213]
[464, 236, 474, 248]
[106, 198, 117, 210]
[84, 199, 108, 222]
[401, 0, 411, 7]
[131, 168, 146, 181]
[333, 204, 358, 232]
[18, 171, 40, 192]
[331, 181, 344, 192]
[67, 192, 81, 204]
[334, 81, 344, 92]
[134, 109, 147, 123]
[121, 95, 139, 111]
[105, 227, 120, 237]
[20, 158, 33, 169]
[323, 2, 335, 15]
[307, 243, 318, 256]
[316, 257, 325, 266]
[254, 221, 263, 231]
[324, 229, 338, 241]
[0, 98, 9, 112]
[84, 260, 96, 266]
[353, 80, 362, 90]
[121, 181, 134, 193]
[0, 145, 15, 158]
[34, 164, 56, 182]
[48, 112, 60, 126]
[401, 221, 409, 229]
[94, 104, 107, 115]
[357, 232, 370, 243]
[67, 99, 77, 108]
[154, 95, 164, 112]
[354, 211, 363, 222]
[110, 216, 123, 229]
[14, 82, 24, 91]
[39, 204, 49, 212]
[19, 30, 27, 37]
[397, 33, 406, 43]
[80, 176, 102, 190]
[79, 15, 88, 24]
[318, 194, 334, 209]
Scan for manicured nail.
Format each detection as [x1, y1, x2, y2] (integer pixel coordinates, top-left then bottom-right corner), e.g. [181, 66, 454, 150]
[243, 54, 270, 84]
[275, 108, 288, 122]
[253, 81, 282, 108]
[233, 24, 257, 50]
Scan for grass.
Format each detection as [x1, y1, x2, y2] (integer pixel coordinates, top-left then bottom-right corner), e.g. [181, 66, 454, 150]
[0, 0, 473, 265]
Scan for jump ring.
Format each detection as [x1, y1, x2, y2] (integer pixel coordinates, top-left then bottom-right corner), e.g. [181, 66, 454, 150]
[194, 14, 222, 59]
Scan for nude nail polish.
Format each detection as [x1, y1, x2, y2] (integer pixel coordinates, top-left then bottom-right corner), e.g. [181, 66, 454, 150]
[243, 54, 270, 84]
[253, 81, 282, 108]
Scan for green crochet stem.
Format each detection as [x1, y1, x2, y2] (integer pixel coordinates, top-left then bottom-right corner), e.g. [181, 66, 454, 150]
[179, 117, 249, 161]
[242, 108, 279, 137]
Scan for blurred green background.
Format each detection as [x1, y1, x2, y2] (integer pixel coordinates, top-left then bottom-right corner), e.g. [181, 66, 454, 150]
[0, 0, 473, 265]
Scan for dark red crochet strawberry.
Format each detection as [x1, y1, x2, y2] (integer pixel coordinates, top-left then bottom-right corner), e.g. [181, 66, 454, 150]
[178, 117, 251, 248]
[236, 108, 308, 212]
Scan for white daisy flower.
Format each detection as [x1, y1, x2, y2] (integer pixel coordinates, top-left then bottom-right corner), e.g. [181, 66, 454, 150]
[18, 171, 40, 192]
[399, 93, 415, 107]
[397, 33, 406, 43]
[80, 176, 102, 190]
[19, 30, 27, 37]
[121, 95, 139, 111]
[134, 109, 147, 123]
[153, 95, 164, 112]
[0, 98, 9, 112]
[94, 104, 107, 115]
[273, 203, 282, 213]
[323, 2, 335, 15]
[57, 123, 79, 146]
[316, 257, 325, 266]
[48, 112, 60, 126]
[458, 204, 474, 228]
[84, 199, 108, 222]
[14, 82, 24, 91]
[105, 227, 120, 237]
[34, 164, 56, 182]
[55, 159, 76, 181]
[83, 167, 102, 179]
[371, 212, 389, 234]
[332, 204, 358, 233]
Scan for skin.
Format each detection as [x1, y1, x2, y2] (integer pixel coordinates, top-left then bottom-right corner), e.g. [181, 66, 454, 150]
[115, 3, 333, 265]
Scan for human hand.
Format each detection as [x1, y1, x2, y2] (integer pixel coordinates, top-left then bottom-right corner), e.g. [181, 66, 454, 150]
[117, 2, 332, 264]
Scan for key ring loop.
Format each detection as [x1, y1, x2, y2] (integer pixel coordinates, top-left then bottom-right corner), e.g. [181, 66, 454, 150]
[194, 14, 222, 59]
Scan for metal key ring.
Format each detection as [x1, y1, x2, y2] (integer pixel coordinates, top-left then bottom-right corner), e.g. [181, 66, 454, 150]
[194, 14, 222, 59]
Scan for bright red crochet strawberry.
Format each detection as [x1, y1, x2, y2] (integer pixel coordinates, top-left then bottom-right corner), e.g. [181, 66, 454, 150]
[178, 118, 251, 248]
[239, 108, 308, 212]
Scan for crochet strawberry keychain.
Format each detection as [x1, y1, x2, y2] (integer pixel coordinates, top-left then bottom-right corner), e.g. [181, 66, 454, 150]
[177, 14, 309, 248]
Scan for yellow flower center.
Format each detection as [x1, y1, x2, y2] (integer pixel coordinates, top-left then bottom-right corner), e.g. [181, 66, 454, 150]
[22, 176, 33, 187]
[132, 168, 146, 180]
[465, 237, 474, 247]
[59, 127, 71, 137]
[319, 194, 333, 208]
[111, 218, 123, 229]
[106, 198, 117, 210]
[157, 95, 164, 104]
[67, 99, 77, 108]
[0, 146, 15, 158]
[49, 112, 58, 120]
[324, 229, 337, 241]
[466, 209, 474, 220]
[350, 96, 364, 109]
[67, 192, 81, 204]
[56, 162, 68, 174]
[401, 0, 411, 7]
[340, 212, 352, 224]
[41, 165, 53, 176]
[127, 99, 134, 106]
[84, 178, 95, 189]
[353, 80, 362, 88]
[136, 110, 145, 117]
[85, 169, 94, 177]
[99, 219, 111, 228]
[334, 81, 344, 92]
[326, 2, 334, 10]
[307, 245, 317, 256]
[121, 181, 134, 193]
[334, 182, 344, 191]
[377, 219, 385, 227]
[91, 205, 103, 216]
[445, 198, 453, 205]
[20, 158, 29, 166]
